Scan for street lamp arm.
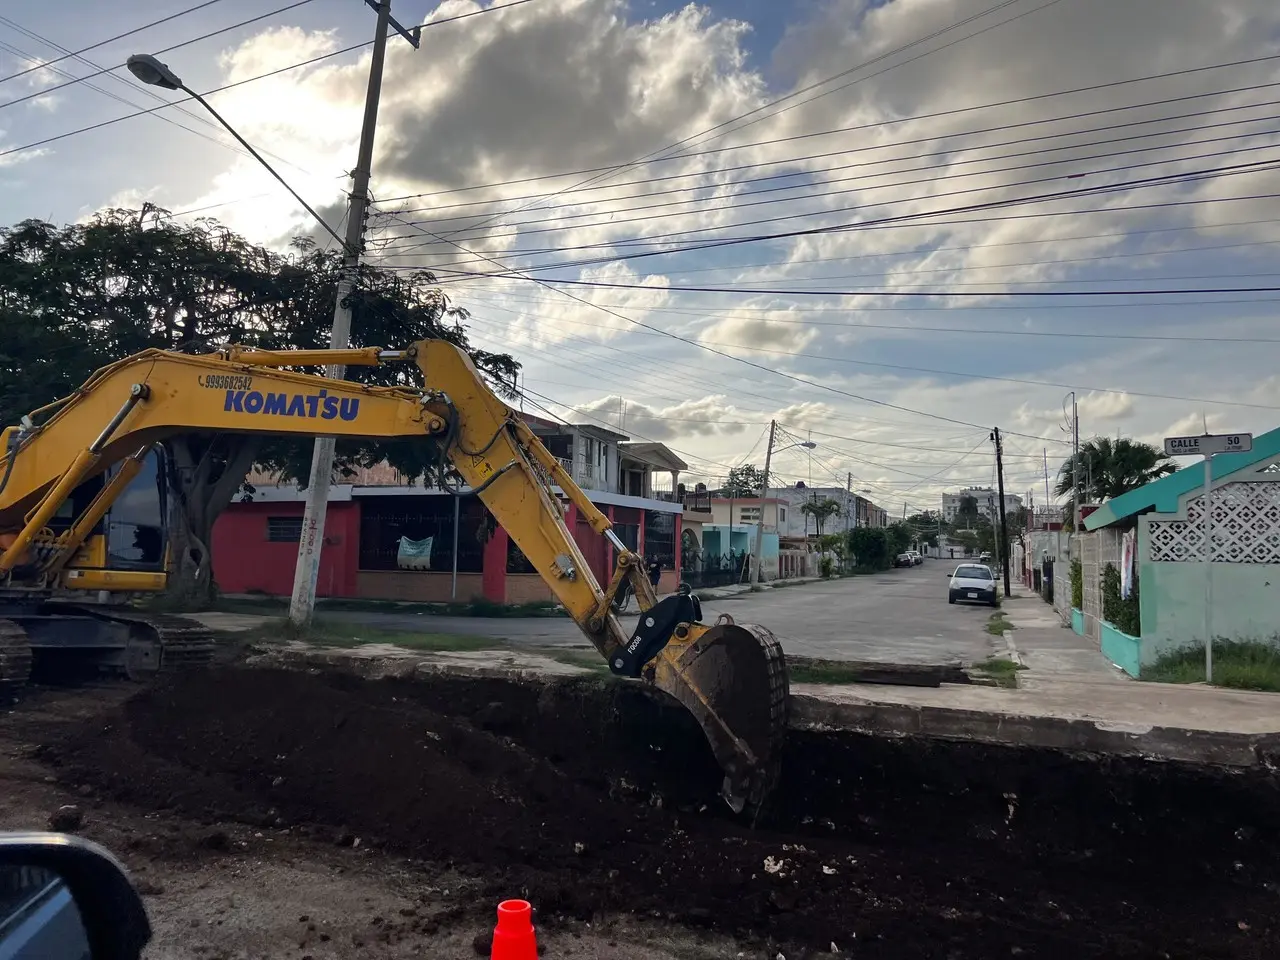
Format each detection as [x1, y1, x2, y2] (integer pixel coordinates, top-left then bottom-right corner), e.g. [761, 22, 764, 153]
[184, 88, 347, 252]
[126, 53, 346, 253]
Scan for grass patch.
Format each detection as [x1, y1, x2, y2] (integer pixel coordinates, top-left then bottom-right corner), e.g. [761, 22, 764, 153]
[261, 617, 501, 652]
[972, 656, 1027, 688]
[986, 612, 1014, 636]
[208, 595, 566, 618]
[547, 650, 614, 675]
[1143, 641, 1280, 692]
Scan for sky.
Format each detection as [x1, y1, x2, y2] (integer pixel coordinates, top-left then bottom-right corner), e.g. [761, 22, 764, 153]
[3, 0, 1280, 514]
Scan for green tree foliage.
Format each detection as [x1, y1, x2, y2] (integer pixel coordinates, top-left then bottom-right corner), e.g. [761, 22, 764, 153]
[0, 208, 518, 606]
[720, 464, 766, 497]
[1056, 437, 1176, 527]
[847, 527, 890, 570]
[955, 494, 980, 527]
[886, 521, 912, 556]
[799, 496, 842, 537]
[1070, 558, 1083, 609]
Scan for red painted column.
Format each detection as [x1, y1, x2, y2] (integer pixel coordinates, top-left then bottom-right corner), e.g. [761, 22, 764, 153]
[482, 522, 508, 602]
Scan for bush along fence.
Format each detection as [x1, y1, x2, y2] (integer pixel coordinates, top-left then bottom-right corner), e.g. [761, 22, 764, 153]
[1099, 561, 1142, 677]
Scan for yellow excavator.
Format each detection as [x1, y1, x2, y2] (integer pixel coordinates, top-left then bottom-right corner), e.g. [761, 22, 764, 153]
[0, 339, 788, 813]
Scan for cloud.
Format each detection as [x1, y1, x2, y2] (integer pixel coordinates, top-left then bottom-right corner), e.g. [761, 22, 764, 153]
[572, 393, 753, 441]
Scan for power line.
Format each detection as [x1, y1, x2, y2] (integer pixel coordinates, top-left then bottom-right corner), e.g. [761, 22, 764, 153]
[0, 0, 319, 112]
[0, 0, 230, 86]
[436, 217, 1280, 287]
[0, 0, 536, 160]
[369, 52, 1280, 207]
[380, 107, 1280, 233]
[378, 127, 1280, 251]
[0, 17, 316, 175]
[455, 287, 1280, 343]
[417, 155, 1280, 273]
[445, 0, 1062, 241]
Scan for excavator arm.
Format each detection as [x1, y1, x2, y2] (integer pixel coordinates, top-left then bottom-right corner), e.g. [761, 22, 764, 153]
[0, 340, 788, 812]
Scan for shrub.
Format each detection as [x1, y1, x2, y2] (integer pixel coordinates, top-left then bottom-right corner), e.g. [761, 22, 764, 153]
[1070, 559, 1083, 609]
[1101, 562, 1141, 636]
[819, 557, 835, 579]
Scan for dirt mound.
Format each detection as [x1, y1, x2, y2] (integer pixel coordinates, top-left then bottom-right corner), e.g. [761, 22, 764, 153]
[44, 667, 1280, 958]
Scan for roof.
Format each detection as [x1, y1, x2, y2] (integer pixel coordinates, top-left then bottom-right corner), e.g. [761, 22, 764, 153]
[618, 441, 688, 471]
[1084, 425, 1280, 531]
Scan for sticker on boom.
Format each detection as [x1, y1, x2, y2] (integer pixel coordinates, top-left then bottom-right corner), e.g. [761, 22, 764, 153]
[224, 389, 359, 421]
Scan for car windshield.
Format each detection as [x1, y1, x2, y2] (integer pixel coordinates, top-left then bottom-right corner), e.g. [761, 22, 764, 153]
[955, 566, 992, 580]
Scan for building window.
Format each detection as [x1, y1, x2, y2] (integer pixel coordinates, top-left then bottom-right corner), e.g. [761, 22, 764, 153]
[740, 507, 761, 522]
[643, 510, 676, 569]
[779, 507, 787, 523]
[358, 496, 487, 572]
[266, 517, 303, 542]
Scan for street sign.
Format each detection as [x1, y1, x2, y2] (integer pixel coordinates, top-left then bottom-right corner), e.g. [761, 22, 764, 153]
[1163, 433, 1253, 457]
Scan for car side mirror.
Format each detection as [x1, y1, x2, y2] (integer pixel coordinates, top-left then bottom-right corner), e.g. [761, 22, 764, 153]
[0, 833, 151, 960]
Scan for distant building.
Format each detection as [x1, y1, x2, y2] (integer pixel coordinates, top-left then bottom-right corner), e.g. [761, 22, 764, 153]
[942, 486, 1023, 523]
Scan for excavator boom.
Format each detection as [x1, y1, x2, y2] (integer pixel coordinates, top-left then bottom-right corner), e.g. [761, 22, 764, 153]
[0, 340, 789, 813]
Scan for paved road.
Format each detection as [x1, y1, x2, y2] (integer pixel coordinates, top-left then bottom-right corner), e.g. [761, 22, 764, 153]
[321, 561, 1000, 666]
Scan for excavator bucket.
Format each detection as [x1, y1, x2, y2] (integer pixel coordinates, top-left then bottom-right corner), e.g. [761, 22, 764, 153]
[650, 621, 789, 815]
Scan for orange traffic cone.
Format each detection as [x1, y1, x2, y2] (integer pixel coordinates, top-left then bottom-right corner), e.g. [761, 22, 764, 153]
[492, 899, 537, 960]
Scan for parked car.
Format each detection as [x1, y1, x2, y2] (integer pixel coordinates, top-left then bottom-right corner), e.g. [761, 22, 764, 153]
[979, 551, 991, 562]
[909, 551, 923, 565]
[948, 563, 999, 607]
[895, 553, 914, 568]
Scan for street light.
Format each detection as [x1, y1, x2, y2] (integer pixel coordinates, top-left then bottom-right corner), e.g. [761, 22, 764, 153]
[125, 53, 345, 251]
[749, 422, 816, 588]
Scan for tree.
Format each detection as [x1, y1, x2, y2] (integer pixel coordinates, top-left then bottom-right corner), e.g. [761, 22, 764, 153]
[0, 208, 518, 607]
[800, 496, 842, 537]
[847, 527, 890, 570]
[955, 494, 980, 528]
[1055, 436, 1176, 527]
[886, 521, 912, 557]
[721, 464, 766, 497]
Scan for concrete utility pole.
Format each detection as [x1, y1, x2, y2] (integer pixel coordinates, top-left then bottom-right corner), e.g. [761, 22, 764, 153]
[290, 0, 420, 626]
[750, 420, 777, 587]
[992, 427, 1012, 597]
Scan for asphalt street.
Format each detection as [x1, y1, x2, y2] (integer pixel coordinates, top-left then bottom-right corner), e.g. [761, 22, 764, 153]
[321, 560, 1000, 666]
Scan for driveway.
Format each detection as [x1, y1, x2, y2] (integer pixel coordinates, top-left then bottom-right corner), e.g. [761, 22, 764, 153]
[318, 561, 999, 666]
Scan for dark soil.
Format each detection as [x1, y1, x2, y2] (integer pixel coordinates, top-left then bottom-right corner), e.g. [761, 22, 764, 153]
[38, 666, 1280, 959]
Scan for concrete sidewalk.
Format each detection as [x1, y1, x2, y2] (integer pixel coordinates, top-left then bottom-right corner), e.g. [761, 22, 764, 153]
[797, 583, 1280, 768]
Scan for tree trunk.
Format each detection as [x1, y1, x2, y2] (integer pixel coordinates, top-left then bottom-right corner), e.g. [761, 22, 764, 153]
[163, 434, 259, 610]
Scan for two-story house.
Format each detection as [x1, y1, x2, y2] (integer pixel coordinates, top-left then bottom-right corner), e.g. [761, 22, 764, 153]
[211, 412, 707, 605]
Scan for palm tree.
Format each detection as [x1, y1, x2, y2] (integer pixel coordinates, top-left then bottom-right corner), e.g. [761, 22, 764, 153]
[1056, 437, 1176, 524]
[800, 497, 843, 538]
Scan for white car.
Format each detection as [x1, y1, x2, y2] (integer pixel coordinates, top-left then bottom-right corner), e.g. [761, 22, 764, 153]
[948, 563, 998, 607]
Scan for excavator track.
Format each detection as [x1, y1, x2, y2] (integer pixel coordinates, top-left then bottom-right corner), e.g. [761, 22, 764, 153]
[0, 619, 33, 696]
[75, 608, 218, 680]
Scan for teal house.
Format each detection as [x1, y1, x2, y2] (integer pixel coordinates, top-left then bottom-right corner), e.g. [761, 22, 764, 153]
[1082, 426, 1280, 676]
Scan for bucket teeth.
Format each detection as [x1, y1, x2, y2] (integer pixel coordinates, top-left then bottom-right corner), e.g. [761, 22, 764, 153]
[651, 622, 789, 816]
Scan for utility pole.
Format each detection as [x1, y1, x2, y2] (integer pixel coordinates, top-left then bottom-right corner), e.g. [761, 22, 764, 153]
[1069, 391, 1080, 532]
[992, 427, 1012, 597]
[290, 0, 420, 627]
[845, 472, 852, 538]
[750, 420, 776, 587]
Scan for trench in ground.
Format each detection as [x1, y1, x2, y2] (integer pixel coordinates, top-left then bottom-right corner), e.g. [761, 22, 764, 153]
[31, 664, 1280, 959]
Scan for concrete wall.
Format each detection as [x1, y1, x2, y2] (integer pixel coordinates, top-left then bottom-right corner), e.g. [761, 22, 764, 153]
[1139, 560, 1280, 663]
[355, 571, 485, 603]
[1100, 622, 1141, 677]
[212, 500, 360, 598]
